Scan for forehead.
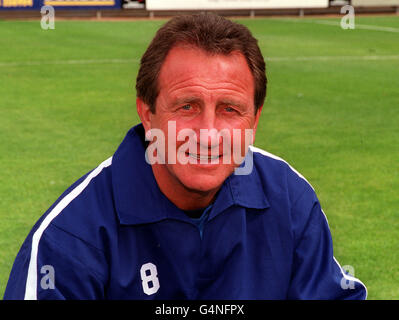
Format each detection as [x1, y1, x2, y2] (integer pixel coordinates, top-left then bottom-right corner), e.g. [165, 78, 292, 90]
[157, 45, 254, 100]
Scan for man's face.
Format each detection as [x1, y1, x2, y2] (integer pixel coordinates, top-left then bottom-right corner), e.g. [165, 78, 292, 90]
[139, 45, 262, 197]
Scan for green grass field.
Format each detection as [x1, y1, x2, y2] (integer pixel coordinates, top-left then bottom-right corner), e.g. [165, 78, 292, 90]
[0, 15, 398, 300]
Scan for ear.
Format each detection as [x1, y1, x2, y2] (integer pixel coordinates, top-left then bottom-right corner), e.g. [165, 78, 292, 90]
[136, 97, 153, 133]
[252, 105, 263, 142]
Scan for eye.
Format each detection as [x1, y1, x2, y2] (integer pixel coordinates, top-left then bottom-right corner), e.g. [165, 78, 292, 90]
[181, 104, 192, 111]
[224, 106, 236, 113]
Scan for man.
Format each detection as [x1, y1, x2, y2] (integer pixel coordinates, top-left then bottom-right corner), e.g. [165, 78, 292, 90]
[4, 13, 366, 299]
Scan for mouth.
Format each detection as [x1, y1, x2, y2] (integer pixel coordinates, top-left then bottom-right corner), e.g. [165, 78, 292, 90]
[187, 152, 222, 161]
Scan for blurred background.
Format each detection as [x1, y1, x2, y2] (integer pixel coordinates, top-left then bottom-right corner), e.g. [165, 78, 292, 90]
[0, 0, 398, 299]
[1, 1, 399, 19]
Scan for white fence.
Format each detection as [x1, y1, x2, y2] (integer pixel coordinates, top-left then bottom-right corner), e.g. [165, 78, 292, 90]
[146, 0, 329, 11]
[352, 0, 399, 6]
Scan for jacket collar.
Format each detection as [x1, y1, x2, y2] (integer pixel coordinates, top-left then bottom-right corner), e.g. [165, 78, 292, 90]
[112, 124, 269, 225]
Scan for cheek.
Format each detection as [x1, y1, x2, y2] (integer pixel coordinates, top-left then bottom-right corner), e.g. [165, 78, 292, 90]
[229, 130, 253, 160]
[222, 119, 256, 160]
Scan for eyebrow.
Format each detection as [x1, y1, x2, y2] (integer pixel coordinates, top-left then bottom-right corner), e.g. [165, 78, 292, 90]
[172, 96, 247, 109]
[217, 99, 246, 110]
[172, 96, 203, 107]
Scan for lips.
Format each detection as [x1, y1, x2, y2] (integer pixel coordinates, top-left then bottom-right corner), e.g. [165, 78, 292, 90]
[187, 153, 221, 160]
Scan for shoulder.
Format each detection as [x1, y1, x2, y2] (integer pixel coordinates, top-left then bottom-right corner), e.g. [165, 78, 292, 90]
[17, 157, 116, 299]
[250, 146, 315, 201]
[250, 146, 324, 241]
[32, 156, 116, 254]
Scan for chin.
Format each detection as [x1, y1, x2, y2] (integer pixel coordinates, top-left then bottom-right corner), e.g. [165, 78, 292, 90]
[175, 165, 234, 194]
[182, 179, 222, 194]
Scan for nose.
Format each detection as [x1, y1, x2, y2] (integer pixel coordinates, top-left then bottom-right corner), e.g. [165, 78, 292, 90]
[193, 108, 221, 150]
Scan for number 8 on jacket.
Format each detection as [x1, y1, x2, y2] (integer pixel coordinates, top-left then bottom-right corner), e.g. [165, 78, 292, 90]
[140, 262, 160, 295]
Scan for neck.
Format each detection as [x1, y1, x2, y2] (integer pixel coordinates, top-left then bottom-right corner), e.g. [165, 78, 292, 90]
[151, 164, 218, 211]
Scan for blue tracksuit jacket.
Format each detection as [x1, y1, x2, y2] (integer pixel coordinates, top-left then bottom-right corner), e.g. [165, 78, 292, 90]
[4, 124, 367, 300]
